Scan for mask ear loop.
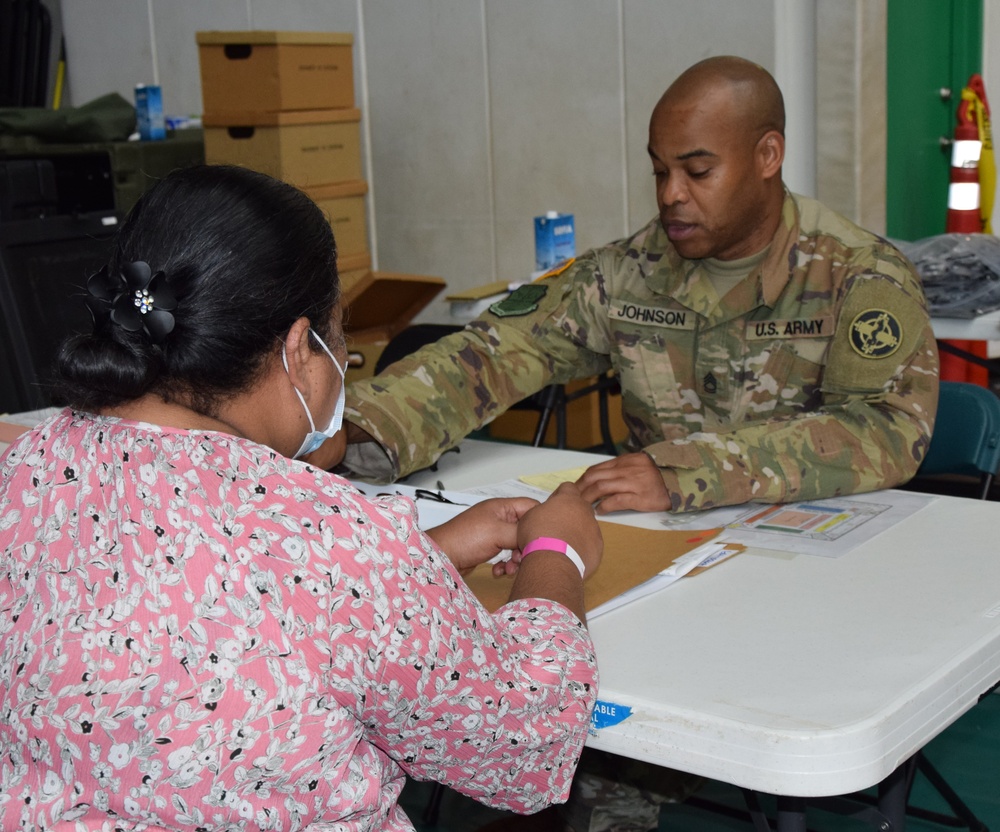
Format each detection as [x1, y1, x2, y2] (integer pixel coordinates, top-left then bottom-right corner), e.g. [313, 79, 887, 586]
[281, 341, 319, 435]
[310, 329, 345, 376]
[310, 330, 346, 434]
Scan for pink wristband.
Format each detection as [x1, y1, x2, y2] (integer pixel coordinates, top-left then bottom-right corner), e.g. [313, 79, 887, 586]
[521, 537, 586, 579]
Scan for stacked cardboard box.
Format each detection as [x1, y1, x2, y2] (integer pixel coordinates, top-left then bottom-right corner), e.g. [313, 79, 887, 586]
[197, 30, 369, 266]
[196, 31, 443, 381]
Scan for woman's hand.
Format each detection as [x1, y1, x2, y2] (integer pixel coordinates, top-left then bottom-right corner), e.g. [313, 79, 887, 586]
[503, 482, 604, 622]
[426, 497, 539, 575]
[516, 482, 603, 578]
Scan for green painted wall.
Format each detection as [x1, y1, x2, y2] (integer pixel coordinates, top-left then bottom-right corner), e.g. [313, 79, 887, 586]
[886, 0, 982, 240]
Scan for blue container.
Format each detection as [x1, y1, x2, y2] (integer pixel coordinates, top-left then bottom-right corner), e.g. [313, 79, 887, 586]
[534, 212, 575, 271]
[135, 84, 166, 141]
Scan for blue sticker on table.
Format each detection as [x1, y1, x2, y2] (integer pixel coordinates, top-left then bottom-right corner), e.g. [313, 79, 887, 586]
[591, 699, 632, 730]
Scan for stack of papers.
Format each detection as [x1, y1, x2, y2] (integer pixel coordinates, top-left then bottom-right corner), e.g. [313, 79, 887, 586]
[346, 477, 743, 619]
[460, 521, 740, 619]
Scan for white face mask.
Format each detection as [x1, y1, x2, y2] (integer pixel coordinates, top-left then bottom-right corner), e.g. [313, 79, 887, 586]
[282, 328, 346, 459]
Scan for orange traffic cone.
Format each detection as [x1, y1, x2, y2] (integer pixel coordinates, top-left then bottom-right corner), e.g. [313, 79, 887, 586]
[945, 114, 983, 233]
[942, 85, 991, 386]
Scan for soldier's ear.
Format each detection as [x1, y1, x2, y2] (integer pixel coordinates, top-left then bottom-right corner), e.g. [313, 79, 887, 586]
[756, 130, 784, 180]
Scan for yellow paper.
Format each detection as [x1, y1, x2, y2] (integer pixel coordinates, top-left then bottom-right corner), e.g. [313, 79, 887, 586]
[519, 465, 589, 492]
[445, 280, 510, 301]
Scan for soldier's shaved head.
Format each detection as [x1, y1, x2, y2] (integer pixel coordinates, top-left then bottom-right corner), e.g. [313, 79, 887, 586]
[647, 55, 786, 260]
[656, 55, 785, 139]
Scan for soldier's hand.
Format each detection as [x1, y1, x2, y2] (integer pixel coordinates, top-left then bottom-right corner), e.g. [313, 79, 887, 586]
[576, 453, 671, 513]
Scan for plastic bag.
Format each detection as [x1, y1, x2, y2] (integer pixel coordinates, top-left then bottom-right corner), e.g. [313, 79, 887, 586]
[893, 233, 1000, 318]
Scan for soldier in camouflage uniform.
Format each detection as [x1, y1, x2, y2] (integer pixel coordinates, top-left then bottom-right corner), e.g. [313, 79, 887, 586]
[335, 61, 938, 519]
[326, 56, 939, 831]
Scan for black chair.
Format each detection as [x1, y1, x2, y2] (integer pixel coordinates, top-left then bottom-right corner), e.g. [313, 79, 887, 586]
[371, 323, 618, 453]
[542, 372, 620, 455]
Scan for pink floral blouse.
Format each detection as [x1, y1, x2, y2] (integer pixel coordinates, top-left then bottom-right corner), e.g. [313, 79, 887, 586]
[0, 411, 597, 830]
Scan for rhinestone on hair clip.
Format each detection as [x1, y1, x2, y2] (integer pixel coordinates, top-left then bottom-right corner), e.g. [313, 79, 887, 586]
[86, 261, 177, 344]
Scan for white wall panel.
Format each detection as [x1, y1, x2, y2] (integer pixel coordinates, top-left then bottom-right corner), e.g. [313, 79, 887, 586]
[855, 1, 886, 235]
[61, 0, 155, 107]
[62, 0, 251, 114]
[486, 0, 623, 282]
[362, 0, 494, 321]
[816, 1, 855, 217]
[621, 0, 774, 233]
[152, 0, 254, 116]
[248, 0, 357, 31]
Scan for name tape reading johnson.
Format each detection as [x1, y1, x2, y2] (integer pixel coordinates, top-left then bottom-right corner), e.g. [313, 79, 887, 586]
[609, 301, 695, 329]
[611, 301, 833, 340]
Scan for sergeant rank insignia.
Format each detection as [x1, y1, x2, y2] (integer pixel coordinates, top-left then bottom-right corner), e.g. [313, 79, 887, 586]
[489, 284, 548, 317]
[849, 308, 902, 359]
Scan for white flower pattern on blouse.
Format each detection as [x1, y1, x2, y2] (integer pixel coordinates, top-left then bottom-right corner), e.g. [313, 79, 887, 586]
[0, 411, 597, 831]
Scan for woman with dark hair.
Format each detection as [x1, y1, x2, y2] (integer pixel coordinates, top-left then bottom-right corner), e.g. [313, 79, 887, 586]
[0, 165, 602, 830]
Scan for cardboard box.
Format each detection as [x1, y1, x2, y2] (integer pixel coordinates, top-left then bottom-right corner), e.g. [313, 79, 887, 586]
[344, 272, 446, 343]
[203, 109, 362, 189]
[338, 251, 371, 306]
[197, 30, 354, 114]
[304, 180, 368, 259]
[342, 271, 446, 383]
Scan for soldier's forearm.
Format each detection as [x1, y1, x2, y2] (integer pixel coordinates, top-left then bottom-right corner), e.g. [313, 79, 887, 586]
[647, 402, 931, 512]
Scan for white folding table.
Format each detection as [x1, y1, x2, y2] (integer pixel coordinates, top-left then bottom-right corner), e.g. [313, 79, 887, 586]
[406, 439, 1000, 831]
[931, 311, 1000, 376]
[931, 309, 1000, 341]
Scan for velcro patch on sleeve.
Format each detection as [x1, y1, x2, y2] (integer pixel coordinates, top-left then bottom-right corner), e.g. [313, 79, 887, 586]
[489, 283, 549, 317]
[847, 309, 902, 358]
[825, 276, 926, 392]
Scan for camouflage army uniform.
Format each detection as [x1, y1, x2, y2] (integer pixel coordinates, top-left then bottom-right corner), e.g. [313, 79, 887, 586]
[343, 192, 939, 511]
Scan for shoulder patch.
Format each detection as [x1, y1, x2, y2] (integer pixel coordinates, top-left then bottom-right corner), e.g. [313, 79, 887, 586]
[489, 283, 548, 318]
[848, 308, 902, 359]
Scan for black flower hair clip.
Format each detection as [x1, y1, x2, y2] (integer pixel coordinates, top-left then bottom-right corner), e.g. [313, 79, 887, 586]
[86, 261, 177, 344]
